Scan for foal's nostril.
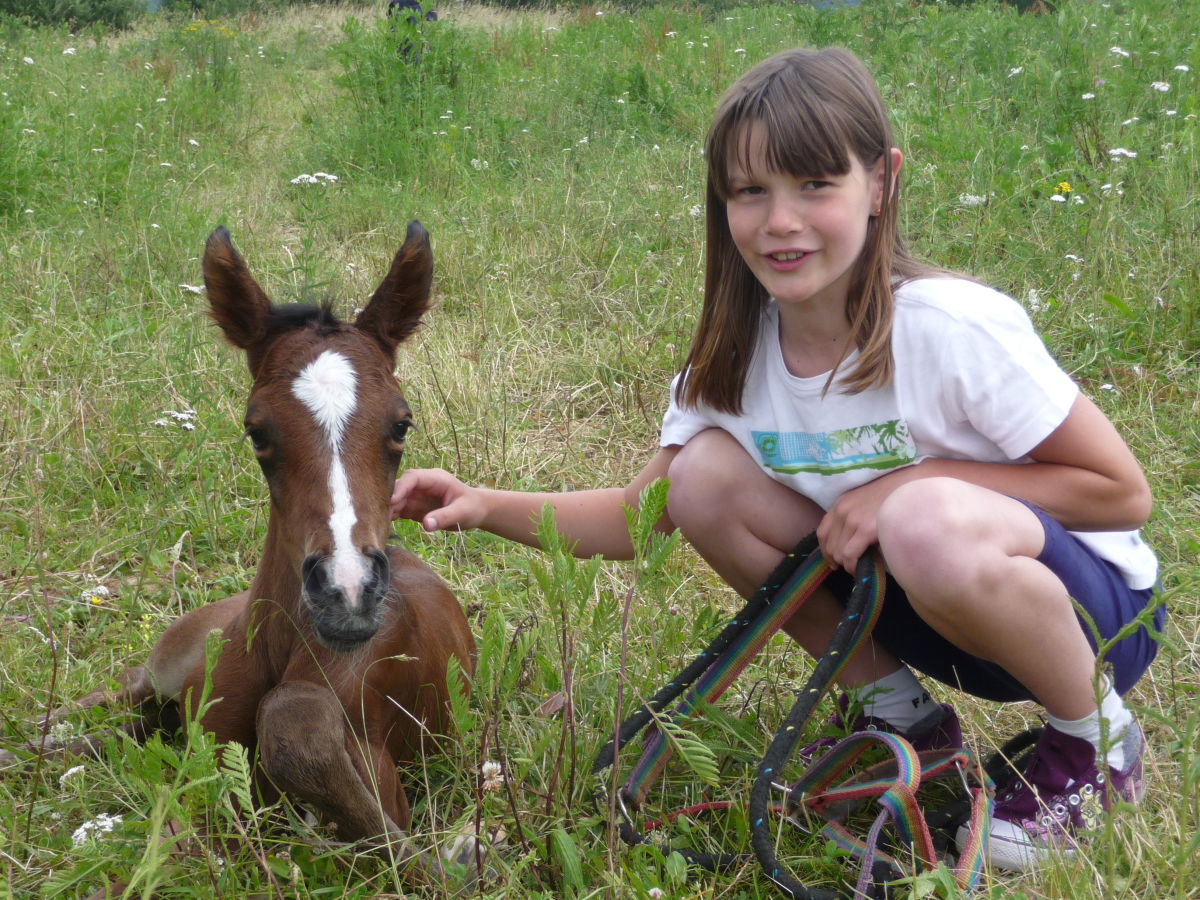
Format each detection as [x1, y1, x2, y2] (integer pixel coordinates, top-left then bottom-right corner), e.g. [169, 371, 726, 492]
[302, 553, 328, 598]
[366, 549, 390, 597]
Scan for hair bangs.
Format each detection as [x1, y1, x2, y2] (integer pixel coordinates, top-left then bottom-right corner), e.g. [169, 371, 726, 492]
[709, 53, 875, 201]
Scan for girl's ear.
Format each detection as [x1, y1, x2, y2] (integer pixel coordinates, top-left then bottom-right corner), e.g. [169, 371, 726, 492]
[874, 148, 904, 212]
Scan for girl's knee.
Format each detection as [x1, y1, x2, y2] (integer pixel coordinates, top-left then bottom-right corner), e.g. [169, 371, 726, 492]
[877, 478, 991, 592]
[877, 477, 968, 553]
[666, 430, 743, 529]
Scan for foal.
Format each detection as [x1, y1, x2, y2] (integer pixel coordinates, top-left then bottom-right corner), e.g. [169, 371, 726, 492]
[14, 223, 476, 875]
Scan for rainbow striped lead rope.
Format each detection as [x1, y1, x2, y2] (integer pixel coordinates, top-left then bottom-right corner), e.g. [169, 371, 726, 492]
[590, 535, 993, 898]
[621, 535, 847, 806]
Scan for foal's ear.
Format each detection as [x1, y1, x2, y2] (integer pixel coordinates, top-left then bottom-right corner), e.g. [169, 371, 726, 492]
[354, 221, 433, 362]
[202, 227, 272, 353]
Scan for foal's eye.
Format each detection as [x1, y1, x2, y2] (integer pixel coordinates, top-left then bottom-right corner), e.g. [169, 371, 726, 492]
[390, 418, 414, 446]
[245, 426, 269, 453]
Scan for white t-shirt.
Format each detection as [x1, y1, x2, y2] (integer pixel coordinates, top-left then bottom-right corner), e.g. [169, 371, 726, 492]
[660, 277, 1158, 589]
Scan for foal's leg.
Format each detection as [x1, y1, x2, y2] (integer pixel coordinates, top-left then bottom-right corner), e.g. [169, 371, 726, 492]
[0, 595, 247, 767]
[255, 681, 444, 877]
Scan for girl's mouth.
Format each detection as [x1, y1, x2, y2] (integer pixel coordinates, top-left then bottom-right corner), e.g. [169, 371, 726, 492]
[770, 251, 809, 262]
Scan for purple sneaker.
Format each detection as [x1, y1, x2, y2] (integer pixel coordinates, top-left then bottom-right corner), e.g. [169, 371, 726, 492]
[976, 720, 1146, 871]
[798, 696, 964, 761]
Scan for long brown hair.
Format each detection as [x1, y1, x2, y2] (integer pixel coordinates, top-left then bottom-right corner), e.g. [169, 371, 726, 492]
[677, 47, 936, 413]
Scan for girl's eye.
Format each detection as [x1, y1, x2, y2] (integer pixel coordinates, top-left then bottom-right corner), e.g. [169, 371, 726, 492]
[729, 184, 763, 201]
[803, 180, 832, 191]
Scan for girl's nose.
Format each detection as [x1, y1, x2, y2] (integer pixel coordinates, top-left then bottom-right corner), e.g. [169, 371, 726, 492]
[765, 196, 804, 235]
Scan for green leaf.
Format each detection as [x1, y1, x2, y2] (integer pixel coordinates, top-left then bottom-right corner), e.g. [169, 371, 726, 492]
[549, 826, 584, 895]
[649, 715, 720, 787]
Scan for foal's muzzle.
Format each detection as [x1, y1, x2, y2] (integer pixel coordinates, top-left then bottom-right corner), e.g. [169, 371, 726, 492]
[300, 549, 390, 652]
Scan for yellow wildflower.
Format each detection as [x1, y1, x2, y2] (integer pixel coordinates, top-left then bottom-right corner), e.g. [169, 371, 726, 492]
[1056, 181, 1073, 193]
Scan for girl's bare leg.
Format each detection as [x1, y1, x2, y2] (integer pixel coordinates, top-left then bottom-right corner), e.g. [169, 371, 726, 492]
[665, 428, 905, 687]
[876, 477, 1100, 718]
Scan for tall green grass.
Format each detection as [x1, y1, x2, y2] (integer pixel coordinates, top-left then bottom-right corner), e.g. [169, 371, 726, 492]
[1, 2, 1197, 898]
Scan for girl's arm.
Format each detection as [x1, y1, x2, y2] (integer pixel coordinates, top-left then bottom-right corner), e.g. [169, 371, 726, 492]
[390, 447, 679, 560]
[819, 393, 1151, 567]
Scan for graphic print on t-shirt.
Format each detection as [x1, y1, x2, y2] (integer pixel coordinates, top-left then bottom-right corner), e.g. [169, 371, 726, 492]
[752, 419, 916, 476]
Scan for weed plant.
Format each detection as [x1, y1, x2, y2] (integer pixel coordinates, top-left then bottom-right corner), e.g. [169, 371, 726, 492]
[0, 2, 1197, 899]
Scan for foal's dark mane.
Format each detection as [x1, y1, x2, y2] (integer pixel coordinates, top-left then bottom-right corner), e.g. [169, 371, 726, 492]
[265, 301, 345, 341]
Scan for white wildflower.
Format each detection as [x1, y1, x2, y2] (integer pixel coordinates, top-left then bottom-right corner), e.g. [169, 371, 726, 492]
[1100, 383, 1115, 391]
[291, 173, 338, 185]
[63, 48, 77, 56]
[1026, 289, 1042, 312]
[1050, 194, 1067, 203]
[59, 765, 86, 786]
[734, 48, 746, 54]
[470, 158, 488, 170]
[1121, 117, 1140, 125]
[188, 139, 199, 147]
[1081, 92, 1095, 100]
[1108, 148, 1137, 158]
[1073, 195, 1085, 205]
[49, 721, 78, 744]
[1150, 81, 1170, 92]
[1175, 64, 1190, 72]
[1064, 254, 1083, 261]
[689, 204, 702, 218]
[648, 889, 665, 899]
[957, 193, 987, 208]
[23, 56, 34, 65]
[481, 760, 504, 792]
[71, 813, 122, 846]
[1110, 47, 1130, 57]
[81, 585, 110, 603]
[1008, 67, 1023, 78]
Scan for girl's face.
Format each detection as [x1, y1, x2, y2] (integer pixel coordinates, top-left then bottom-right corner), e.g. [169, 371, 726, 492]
[725, 123, 899, 318]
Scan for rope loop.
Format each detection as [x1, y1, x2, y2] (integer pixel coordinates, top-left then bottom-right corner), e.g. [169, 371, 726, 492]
[591, 534, 997, 898]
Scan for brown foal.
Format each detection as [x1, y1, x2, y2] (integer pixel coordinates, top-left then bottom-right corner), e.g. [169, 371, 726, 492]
[6, 223, 476, 878]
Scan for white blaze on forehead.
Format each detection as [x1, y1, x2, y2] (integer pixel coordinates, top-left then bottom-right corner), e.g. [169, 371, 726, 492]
[292, 350, 357, 450]
[291, 350, 367, 607]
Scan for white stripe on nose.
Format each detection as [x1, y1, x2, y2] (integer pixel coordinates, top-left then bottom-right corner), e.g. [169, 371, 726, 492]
[292, 350, 365, 606]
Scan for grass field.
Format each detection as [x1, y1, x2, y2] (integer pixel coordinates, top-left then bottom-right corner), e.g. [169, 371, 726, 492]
[1, 1, 1197, 897]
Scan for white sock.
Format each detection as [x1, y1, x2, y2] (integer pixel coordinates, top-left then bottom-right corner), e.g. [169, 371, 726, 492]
[1046, 678, 1133, 770]
[858, 668, 935, 732]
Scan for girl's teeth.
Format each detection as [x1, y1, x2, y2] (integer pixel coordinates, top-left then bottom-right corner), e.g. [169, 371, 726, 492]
[774, 251, 805, 261]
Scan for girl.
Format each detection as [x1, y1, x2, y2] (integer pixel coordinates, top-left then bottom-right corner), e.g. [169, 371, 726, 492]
[391, 47, 1164, 872]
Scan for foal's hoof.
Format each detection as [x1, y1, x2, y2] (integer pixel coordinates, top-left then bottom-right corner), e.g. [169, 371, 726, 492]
[441, 825, 506, 885]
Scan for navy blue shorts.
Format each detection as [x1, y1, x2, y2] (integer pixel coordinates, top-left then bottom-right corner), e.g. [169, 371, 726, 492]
[827, 502, 1167, 702]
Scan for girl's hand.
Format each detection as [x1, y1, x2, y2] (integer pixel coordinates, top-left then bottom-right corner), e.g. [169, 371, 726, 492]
[390, 468, 486, 532]
[817, 467, 917, 570]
